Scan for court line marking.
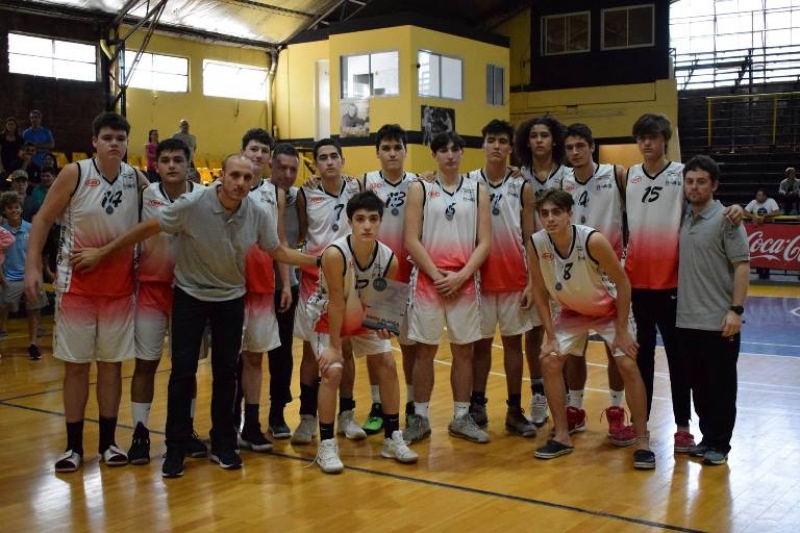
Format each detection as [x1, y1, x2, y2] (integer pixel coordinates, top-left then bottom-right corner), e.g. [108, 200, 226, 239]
[0, 399, 705, 533]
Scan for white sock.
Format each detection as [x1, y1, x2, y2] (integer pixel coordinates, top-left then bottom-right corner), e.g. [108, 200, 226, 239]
[371, 385, 381, 403]
[190, 398, 196, 419]
[609, 389, 625, 407]
[414, 402, 430, 418]
[567, 389, 584, 409]
[454, 401, 470, 418]
[132, 402, 151, 428]
[406, 384, 414, 403]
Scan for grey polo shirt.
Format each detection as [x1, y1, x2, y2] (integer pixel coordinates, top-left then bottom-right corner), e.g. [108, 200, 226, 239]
[676, 200, 749, 331]
[158, 183, 280, 301]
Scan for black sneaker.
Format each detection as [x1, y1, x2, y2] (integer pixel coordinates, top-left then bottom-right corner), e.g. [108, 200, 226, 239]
[469, 398, 489, 428]
[162, 448, 185, 478]
[239, 426, 273, 452]
[187, 432, 208, 458]
[210, 448, 243, 470]
[28, 344, 42, 361]
[268, 420, 292, 440]
[688, 442, 708, 458]
[633, 449, 657, 470]
[128, 423, 151, 465]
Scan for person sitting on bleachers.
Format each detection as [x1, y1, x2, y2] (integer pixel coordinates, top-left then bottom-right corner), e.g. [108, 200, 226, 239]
[777, 167, 799, 215]
[745, 189, 780, 225]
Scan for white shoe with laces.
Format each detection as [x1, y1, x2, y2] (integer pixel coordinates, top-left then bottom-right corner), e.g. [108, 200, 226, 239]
[529, 394, 550, 427]
[315, 438, 344, 474]
[381, 430, 419, 464]
[337, 410, 367, 440]
[291, 414, 318, 444]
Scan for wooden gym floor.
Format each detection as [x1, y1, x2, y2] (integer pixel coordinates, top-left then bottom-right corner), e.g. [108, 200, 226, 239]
[0, 284, 798, 532]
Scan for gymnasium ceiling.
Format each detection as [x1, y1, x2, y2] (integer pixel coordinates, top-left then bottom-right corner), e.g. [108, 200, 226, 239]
[7, 0, 530, 47]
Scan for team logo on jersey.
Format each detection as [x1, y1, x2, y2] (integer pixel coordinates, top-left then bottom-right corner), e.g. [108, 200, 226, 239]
[370, 182, 383, 190]
[564, 184, 576, 192]
[462, 188, 475, 202]
[310, 196, 325, 204]
[428, 190, 440, 199]
[631, 176, 643, 184]
[85, 178, 100, 187]
[148, 199, 166, 207]
[665, 176, 682, 186]
[507, 183, 521, 198]
[542, 252, 554, 260]
[596, 182, 613, 190]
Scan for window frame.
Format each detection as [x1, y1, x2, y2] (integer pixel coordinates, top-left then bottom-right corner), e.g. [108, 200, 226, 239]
[601, 4, 656, 51]
[340, 50, 400, 100]
[7, 31, 98, 82]
[486, 64, 505, 106]
[541, 11, 591, 56]
[201, 59, 268, 101]
[121, 50, 189, 93]
[418, 50, 464, 101]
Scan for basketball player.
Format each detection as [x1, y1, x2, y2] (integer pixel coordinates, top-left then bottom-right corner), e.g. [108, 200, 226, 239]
[467, 119, 537, 437]
[292, 139, 366, 444]
[24, 112, 149, 473]
[403, 131, 492, 444]
[127, 138, 206, 465]
[514, 116, 568, 426]
[526, 189, 654, 470]
[309, 191, 418, 473]
[360, 124, 418, 434]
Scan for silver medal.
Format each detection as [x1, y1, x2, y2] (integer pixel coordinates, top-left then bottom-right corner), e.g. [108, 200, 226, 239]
[391, 207, 399, 216]
[555, 282, 563, 291]
[106, 205, 114, 215]
[332, 223, 339, 231]
[492, 207, 500, 216]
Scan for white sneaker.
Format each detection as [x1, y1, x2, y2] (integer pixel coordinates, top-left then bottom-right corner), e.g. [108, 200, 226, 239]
[381, 430, 419, 464]
[529, 394, 549, 427]
[291, 414, 318, 444]
[315, 438, 344, 474]
[337, 410, 367, 440]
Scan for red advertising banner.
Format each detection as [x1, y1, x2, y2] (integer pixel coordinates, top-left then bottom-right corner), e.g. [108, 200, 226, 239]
[745, 222, 800, 270]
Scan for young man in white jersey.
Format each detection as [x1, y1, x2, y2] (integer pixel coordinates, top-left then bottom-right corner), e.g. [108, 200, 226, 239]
[266, 143, 303, 438]
[514, 116, 568, 426]
[559, 123, 632, 445]
[526, 189, 654, 469]
[127, 139, 205, 465]
[292, 139, 365, 444]
[467, 119, 538, 437]
[403, 131, 492, 444]
[359, 124, 418, 434]
[24, 112, 149, 473]
[309, 191, 418, 473]
[235, 128, 290, 452]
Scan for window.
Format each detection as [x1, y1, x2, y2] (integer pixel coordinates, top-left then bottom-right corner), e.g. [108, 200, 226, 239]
[340, 51, 399, 99]
[603, 5, 655, 50]
[8, 32, 96, 81]
[121, 51, 188, 92]
[202, 60, 267, 101]
[542, 12, 590, 55]
[418, 51, 462, 100]
[486, 64, 505, 105]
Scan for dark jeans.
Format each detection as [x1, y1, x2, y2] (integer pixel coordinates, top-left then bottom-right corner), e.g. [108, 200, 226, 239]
[632, 288, 691, 427]
[166, 287, 245, 453]
[268, 284, 298, 407]
[679, 328, 739, 454]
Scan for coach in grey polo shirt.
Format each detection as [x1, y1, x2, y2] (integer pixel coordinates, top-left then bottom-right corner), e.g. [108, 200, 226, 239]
[71, 154, 317, 477]
[676, 155, 749, 467]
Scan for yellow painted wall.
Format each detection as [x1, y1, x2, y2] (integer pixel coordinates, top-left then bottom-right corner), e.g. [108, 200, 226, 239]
[123, 30, 271, 165]
[493, 8, 531, 89]
[274, 39, 329, 141]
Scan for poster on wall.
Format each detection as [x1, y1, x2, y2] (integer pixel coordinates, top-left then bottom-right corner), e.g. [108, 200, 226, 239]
[340, 100, 370, 138]
[421, 105, 455, 145]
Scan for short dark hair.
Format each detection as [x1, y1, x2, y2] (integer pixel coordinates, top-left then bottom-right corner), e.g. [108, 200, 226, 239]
[156, 138, 190, 160]
[272, 142, 300, 160]
[346, 190, 384, 220]
[482, 119, 514, 141]
[534, 188, 574, 214]
[375, 124, 407, 150]
[564, 123, 594, 146]
[632, 113, 672, 143]
[430, 131, 465, 154]
[22, 141, 35, 150]
[241, 128, 274, 151]
[0, 191, 22, 212]
[40, 166, 57, 176]
[92, 112, 130, 137]
[514, 116, 566, 168]
[683, 155, 720, 184]
[313, 138, 342, 160]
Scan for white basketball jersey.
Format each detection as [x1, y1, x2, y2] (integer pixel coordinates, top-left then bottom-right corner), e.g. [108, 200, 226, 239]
[466, 169, 528, 292]
[138, 181, 195, 283]
[58, 158, 140, 297]
[560, 164, 624, 258]
[246, 179, 278, 293]
[419, 176, 480, 272]
[531, 225, 617, 318]
[300, 177, 362, 257]
[625, 161, 685, 289]
[523, 164, 567, 230]
[308, 235, 394, 336]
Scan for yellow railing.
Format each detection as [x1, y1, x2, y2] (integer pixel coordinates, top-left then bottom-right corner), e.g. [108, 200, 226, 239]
[706, 91, 800, 146]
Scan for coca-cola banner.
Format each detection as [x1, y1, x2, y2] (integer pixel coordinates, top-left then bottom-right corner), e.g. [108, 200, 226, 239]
[745, 222, 800, 270]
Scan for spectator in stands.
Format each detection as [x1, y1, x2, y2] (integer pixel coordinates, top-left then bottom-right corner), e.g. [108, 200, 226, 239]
[22, 110, 55, 168]
[23, 166, 55, 222]
[7, 170, 29, 205]
[0, 117, 23, 179]
[41, 152, 59, 174]
[172, 119, 196, 166]
[745, 188, 780, 280]
[145, 129, 159, 182]
[14, 142, 41, 184]
[777, 167, 799, 215]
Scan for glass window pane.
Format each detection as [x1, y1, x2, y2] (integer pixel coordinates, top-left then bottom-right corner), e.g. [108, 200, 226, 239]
[153, 73, 187, 92]
[545, 17, 566, 54]
[371, 51, 398, 96]
[493, 66, 504, 105]
[54, 40, 95, 62]
[629, 6, 653, 46]
[568, 13, 589, 51]
[486, 64, 494, 104]
[9, 54, 53, 76]
[441, 56, 462, 100]
[152, 54, 187, 74]
[604, 10, 628, 48]
[342, 54, 371, 98]
[9, 33, 52, 56]
[54, 59, 96, 81]
[419, 51, 439, 96]
[203, 60, 266, 101]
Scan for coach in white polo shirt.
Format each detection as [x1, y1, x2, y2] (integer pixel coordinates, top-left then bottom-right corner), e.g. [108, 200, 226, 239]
[71, 154, 317, 478]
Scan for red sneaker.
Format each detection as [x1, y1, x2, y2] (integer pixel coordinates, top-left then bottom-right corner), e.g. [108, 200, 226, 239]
[610, 424, 637, 447]
[566, 406, 587, 434]
[603, 406, 626, 436]
[674, 430, 696, 453]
